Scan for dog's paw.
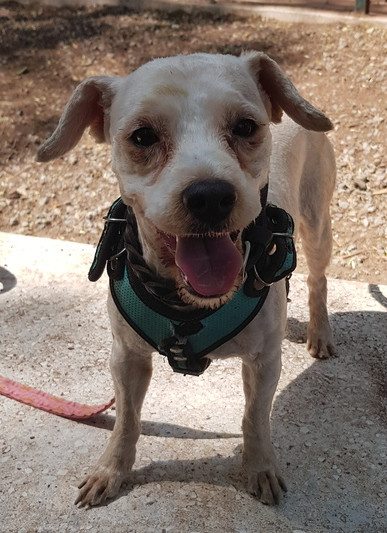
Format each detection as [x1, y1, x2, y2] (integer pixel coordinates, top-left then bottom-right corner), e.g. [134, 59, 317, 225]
[307, 323, 336, 359]
[247, 469, 287, 505]
[75, 465, 126, 507]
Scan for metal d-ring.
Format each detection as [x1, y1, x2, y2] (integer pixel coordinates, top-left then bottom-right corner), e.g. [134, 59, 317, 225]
[242, 240, 251, 282]
[103, 216, 127, 223]
[253, 266, 273, 287]
[109, 248, 126, 270]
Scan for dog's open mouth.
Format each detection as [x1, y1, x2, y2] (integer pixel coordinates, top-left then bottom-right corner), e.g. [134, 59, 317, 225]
[159, 230, 243, 298]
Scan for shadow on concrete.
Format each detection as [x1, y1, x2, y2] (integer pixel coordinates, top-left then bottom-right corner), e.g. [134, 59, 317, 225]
[0, 266, 17, 294]
[86, 306, 384, 529]
[78, 306, 385, 511]
[369, 283, 387, 309]
[273, 306, 386, 530]
[127, 446, 245, 490]
[83, 413, 242, 439]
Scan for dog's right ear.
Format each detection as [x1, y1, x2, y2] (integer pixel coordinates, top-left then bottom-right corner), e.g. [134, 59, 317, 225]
[37, 76, 120, 162]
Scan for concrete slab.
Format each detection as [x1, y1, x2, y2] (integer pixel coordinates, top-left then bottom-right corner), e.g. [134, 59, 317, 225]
[0, 232, 386, 533]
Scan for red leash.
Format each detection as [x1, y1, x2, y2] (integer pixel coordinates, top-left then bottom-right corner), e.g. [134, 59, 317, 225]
[0, 375, 115, 419]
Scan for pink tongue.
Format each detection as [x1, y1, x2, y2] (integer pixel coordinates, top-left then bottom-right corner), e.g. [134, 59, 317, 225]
[175, 234, 243, 296]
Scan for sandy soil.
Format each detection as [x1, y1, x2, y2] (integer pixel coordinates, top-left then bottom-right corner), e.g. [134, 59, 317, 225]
[0, 2, 386, 283]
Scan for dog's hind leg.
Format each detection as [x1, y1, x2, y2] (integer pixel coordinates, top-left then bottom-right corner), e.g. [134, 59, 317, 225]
[299, 133, 336, 359]
[300, 215, 335, 358]
[75, 299, 153, 507]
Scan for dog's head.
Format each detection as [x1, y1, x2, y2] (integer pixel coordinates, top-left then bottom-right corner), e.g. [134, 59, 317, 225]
[37, 52, 332, 309]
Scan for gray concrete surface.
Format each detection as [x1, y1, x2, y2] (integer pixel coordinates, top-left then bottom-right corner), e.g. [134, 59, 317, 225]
[1, 232, 386, 533]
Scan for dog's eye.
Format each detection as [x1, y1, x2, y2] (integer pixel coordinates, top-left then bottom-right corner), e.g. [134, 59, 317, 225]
[130, 127, 159, 147]
[232, 119, 258, 138]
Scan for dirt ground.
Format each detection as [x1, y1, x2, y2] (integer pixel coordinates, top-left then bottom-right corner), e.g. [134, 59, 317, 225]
[0, 2, 386, 284]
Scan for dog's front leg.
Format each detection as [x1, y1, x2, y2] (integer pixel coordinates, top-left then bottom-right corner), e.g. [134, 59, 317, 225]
[241, 349, 286, 505]
[76, 304, 152, 507]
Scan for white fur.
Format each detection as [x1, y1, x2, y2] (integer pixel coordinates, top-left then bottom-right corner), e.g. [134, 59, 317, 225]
[37, 52, 336, 507]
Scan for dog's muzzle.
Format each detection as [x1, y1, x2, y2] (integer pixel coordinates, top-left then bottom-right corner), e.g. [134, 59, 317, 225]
[174, 179, 243, 298]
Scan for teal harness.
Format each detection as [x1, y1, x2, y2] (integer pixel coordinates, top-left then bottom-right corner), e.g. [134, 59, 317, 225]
[89, 198, 296, 376]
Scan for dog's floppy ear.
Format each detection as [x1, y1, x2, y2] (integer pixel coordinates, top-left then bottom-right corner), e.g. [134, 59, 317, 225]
[37, 76, 120, 162]
[243, 51, 333, 132]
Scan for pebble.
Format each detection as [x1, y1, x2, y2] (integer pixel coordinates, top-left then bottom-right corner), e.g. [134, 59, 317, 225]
[354, 177, 367, 190]
[38, 196, 49, 207]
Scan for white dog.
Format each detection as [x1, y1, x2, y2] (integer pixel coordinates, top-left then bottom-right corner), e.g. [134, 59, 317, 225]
[37, 52, 336, 507]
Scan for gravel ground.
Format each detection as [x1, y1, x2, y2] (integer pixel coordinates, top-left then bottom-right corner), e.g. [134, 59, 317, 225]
[0, 3, 386, 283]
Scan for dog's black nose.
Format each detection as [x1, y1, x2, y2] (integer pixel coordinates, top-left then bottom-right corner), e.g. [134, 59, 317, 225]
[182, 179, 236, 224]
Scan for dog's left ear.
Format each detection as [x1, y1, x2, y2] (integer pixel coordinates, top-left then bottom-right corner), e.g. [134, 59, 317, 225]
[37, 76, 120, 162]
[243, 51, 333, 132]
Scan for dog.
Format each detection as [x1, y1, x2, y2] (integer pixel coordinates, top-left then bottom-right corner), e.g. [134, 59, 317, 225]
[37, 52, 336, 507]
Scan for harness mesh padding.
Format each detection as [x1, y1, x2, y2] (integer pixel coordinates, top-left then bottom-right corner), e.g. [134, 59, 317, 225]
[110, 265, 269, 359]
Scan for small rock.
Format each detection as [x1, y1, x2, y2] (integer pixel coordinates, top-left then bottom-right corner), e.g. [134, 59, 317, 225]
[7, 190, 22, 200]
[354, 178, 367, 191]
[38, 196, 49, 207]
